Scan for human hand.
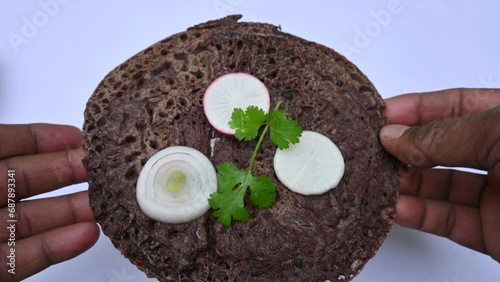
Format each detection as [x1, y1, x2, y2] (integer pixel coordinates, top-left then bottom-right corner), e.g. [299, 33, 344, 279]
[379, 88, 500, 263]
[0, 124, 99, 281]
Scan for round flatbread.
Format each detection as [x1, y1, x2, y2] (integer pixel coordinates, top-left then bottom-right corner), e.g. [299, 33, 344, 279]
[83, 15, 398, 282]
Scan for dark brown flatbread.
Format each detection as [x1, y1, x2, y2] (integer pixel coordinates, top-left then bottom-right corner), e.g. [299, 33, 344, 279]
[83, 15, 398, 281]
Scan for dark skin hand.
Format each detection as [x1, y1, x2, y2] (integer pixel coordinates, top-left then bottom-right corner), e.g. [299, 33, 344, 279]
[0, 88, 498, 280]
[379, 88, 500, 263]
[0, 124, 99, 281]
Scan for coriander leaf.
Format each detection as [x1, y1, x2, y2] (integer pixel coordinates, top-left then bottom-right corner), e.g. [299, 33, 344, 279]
[229, 106, 267, 141]
[210, 162, 251, 226]
[249, 176, 276, 209]
[267, 109, 302, 149]
[209, 103, 301, 226]
[228, 108, 245, 136]
[216, 162, 246, 193]
[209, 186, 249, 227]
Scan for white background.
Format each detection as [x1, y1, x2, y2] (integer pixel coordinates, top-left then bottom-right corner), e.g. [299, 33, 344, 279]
[1, 0, 499, 281]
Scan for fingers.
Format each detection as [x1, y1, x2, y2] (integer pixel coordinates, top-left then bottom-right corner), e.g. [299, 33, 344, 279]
[481, 170, 500, 263]
[0, 222, 99, 282]
[0, 149, 87, 206]
[383, 88, 500, 126]
[0, 124, 96, 280]
[398, 166, 485, 207]
[0, 192, 94, 242]
[380, 107, 500, 169]
[0, 124, 83, 160]
[382, 90, 500, 260]
[396, 195, 486, 254]
[396, 166, 488, 254]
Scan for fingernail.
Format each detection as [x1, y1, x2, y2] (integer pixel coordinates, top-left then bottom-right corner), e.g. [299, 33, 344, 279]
[75, 148, 87, 160]
[380, 125, 409, 139]
[399, 163, 414, 177]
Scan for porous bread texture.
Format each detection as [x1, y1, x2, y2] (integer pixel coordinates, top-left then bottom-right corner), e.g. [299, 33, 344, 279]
[84, 15, 398, 282]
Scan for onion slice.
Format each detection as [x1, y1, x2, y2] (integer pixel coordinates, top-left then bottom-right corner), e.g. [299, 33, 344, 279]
[273, 131, 345, 195]
[136, 146, 217, 224]
[203, 72, 270, 135]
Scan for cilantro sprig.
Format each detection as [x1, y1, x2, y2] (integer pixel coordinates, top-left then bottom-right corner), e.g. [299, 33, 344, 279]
[208, 102, 302, 226]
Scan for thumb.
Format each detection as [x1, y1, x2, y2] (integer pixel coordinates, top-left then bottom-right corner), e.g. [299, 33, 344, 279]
[379, 107, 500, 169]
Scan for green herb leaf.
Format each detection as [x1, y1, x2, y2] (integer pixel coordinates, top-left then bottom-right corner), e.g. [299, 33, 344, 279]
[215, 162, 246, 193]
[209, 163, 250, 226]
[268, 109, 302, 149]
[209, 163, 274, 226]
[229, 106, 267, 141]
[209, 186, 249, 227]
[249, 176, 276, 209]
[209, 102, 302, 226]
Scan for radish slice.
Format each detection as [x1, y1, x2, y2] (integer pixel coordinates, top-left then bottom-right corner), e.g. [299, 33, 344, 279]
[136, 146, 217, 224]
[273, 131, 345, 195]
[203, 73, 270, 135]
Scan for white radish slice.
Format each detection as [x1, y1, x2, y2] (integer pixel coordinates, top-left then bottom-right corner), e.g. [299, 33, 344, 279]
[136, 146, 217, 224]
[273, 131, 345, 195]
[203, 73, 270, 135]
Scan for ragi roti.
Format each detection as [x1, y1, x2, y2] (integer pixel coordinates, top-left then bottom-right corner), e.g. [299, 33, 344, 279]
[83, 15, 398, 281]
